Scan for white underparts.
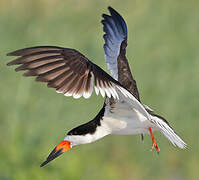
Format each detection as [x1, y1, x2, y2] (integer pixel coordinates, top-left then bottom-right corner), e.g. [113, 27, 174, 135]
[64, 97, 186, 149]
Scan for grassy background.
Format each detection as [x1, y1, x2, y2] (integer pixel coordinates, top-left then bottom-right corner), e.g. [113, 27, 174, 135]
[0, 0, 199, 179]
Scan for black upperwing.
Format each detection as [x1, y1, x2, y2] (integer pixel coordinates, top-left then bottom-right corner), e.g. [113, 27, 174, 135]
[102, 7, 141, 102]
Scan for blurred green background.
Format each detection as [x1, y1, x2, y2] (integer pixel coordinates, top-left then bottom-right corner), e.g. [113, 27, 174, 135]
[0, 0, 198, 179]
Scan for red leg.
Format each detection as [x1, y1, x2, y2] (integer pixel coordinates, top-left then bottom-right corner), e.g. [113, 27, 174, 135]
[148, 127, 160, 153]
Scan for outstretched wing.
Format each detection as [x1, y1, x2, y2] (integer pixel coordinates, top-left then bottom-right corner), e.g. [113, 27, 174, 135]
[101, 7, 127, 80]
[7, 46, 150, 119]
[7, 46, 119, 99]
[102, 7, 141, 102]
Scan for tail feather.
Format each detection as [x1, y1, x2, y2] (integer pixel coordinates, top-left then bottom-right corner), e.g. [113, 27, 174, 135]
[151, 116, 187, 149]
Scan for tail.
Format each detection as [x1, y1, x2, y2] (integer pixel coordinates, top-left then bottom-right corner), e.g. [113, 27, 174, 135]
[151, 115, 187, 149]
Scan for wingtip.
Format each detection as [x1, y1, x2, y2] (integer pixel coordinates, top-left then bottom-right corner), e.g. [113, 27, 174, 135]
[107, 6, 112, 10]
[102, 6, 115, 18]
[7, 52, 14, 56]
[104, 6, 128, 39]
[107, 6, 114, 11]
[7, 51, 20, 56]
[7, 61, 13, 66]
[107, 6, 118, 15]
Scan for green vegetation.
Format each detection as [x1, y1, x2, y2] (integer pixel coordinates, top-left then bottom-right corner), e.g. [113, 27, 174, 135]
[0, 0, 198, 179]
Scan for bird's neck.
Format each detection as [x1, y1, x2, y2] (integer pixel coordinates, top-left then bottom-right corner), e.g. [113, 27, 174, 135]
[64, 105, 111, 146]
[64, 121, 111, 146]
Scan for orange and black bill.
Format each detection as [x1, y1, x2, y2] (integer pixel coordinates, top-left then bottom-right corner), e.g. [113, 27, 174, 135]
[40, 140, 71, 167]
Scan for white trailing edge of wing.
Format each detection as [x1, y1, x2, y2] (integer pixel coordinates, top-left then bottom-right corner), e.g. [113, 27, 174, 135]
[143, 104, 154, 112]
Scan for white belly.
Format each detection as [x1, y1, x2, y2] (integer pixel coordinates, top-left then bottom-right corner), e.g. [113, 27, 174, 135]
[103, 100, 155, 135]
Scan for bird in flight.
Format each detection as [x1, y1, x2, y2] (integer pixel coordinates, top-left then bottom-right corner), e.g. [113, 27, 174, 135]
[7, 7, 186, 167]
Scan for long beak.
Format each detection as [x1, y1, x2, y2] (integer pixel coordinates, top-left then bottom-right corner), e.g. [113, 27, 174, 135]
[40, 140, 71, 167]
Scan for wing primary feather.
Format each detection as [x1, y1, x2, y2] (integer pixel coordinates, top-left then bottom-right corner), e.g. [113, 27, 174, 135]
[7, 50, 62, 66]
[14, 55, 63, 71]
[7, 46, 64, 56]
[36, 66, 69, 82]
[23, 61, 65, 76]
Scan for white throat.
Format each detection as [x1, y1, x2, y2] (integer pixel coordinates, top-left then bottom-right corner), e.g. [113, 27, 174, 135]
[64, 121, 112, 146]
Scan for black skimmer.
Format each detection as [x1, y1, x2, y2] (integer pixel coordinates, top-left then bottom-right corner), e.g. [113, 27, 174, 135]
[7, 7, 186, 167]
